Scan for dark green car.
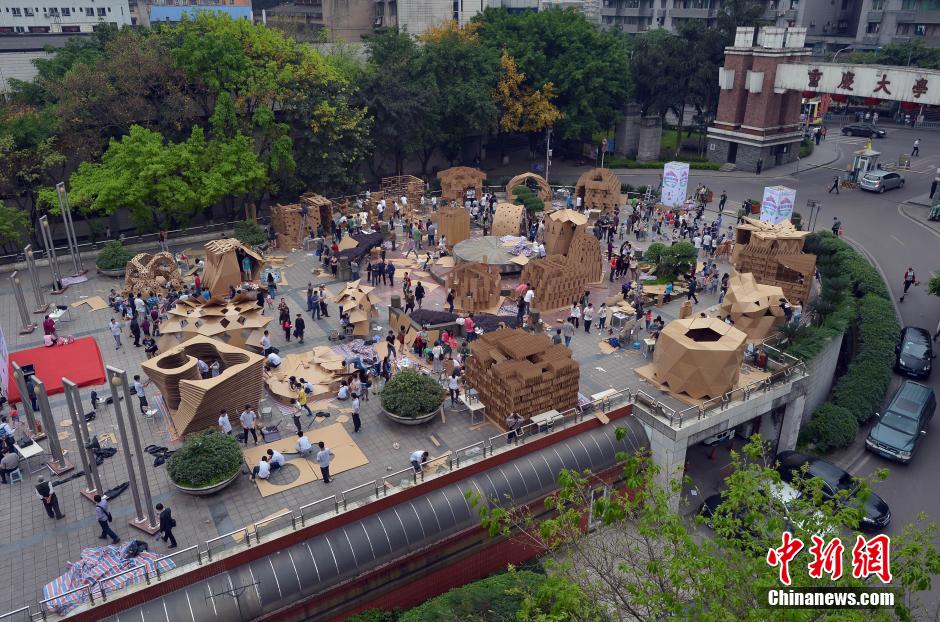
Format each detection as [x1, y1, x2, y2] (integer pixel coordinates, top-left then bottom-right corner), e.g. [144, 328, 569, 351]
[866, 381, 936, 463]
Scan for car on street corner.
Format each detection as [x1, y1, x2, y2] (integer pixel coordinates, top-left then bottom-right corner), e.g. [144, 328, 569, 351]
[859, 170, 905, 193]
[895, 326, 934, 379]
[866, 381, 935, 463]
[775, 451, 890, 532]
[841, 123, 887, 138]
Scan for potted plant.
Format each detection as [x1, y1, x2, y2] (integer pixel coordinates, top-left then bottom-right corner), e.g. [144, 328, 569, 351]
[167, 431, 243, 495]
[95, 240, 134, 277]
[380, 368, 446, 425]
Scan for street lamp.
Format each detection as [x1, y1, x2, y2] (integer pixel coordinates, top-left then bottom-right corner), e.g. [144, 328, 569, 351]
[544, 128, 552, 185]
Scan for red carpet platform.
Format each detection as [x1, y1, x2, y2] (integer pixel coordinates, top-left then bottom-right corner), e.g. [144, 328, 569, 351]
[7, 337, 106, 403]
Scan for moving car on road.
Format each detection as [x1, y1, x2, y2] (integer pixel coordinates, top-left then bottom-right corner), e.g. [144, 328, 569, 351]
[866, 381, 936, 463]
[859, 170, 905, 193]
[775, 451, 890, 532]
[841, 123, 887, 138]
[895, 326, 934, 379]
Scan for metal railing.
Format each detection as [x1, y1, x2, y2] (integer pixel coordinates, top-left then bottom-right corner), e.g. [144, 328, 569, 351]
[252, 511, 296, 544]
[205, 527, 251, 562]
[153, 545, 200, 580]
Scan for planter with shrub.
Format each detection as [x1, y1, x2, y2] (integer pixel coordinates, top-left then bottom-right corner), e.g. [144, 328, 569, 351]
[95, 240, 134, 276]
[234, 220, 267, 247]
[380, 368, 446, 425]
[167, 431, 243, 495]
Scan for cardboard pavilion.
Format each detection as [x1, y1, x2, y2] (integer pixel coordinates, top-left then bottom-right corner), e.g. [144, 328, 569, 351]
[271, 194, 333, 248]
[435, 207, 471, 247]
[521, 212, 603, 311]
[490, 202, 525, 237]
[123, 251, 183, 296]
[575, 168, 623, 214]
[650, 317, 748, 399]
[437, 166, 486, 203]
[329, 280, 380, 337]
[506, 172, 551, 203]
[732, 217, 815, 304]
[718, 272, 787, 341]
[158, 293, 272, 352]
[445, 261, 501, 312]
[201, 239, 266, 297]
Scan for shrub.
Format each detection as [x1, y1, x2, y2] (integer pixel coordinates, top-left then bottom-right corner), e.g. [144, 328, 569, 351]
[800, 404, 858, 452]
[381, 369, 445, 418]
[167, 431, 243, 488]
[95, 240, 134, 270]
[398, 570, 545, 622]
[511, 185, 545, 214]
[346, 610, 399, 622]
[643, 241, 696, 279]
[799, 139, 815, 159]
[234, 220, 266, 247]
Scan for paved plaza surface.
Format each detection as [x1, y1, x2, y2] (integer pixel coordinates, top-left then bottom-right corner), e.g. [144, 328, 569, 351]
[0, 219, 729, 614]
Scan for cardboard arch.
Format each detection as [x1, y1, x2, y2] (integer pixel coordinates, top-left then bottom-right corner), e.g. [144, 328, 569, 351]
[575, 168, 623, 214]
[506, 172, 551, 204]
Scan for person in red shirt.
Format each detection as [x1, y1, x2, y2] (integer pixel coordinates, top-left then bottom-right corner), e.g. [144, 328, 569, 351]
[464, 313, 476, 342]
[42, 315, 57, 339]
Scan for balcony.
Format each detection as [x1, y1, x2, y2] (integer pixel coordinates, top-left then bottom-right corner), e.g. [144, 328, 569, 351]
[894, 10, 915, 23]
[867, 10, 882, 22]
[669, 7, 717, 19]
[915, 10, 940, 23]
[601, 4, 652, 16]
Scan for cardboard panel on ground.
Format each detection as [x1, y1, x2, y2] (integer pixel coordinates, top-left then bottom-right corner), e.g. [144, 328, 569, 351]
[490, 203, 525, 238]
[123, 252, 182, 296]
[718, 272, 786, 341]
[437, 166, 486, 203]
[732, 217, 815, 304]
[202, 239, 266, 297]
[506, 172, 551, 203]
[265, 346, 348, 404]
[575, 168, 623, 214]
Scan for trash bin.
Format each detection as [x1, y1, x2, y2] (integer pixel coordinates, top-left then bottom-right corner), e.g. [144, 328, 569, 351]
[338, 257, 351, 281]
[390, 295, 401, 310]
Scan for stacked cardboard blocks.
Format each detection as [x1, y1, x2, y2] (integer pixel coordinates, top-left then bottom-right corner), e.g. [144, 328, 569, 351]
[490, 202, 525, 237]
[651, 318, 748, 400]
[329, 280, 380, 337]
[718, 272, 786, 341]
[202, 239, 265, 297]
[435, 207, 471, 247]
[732, 217, 816, 305]
[381, 175, 425, 217]
[437, 166, 486, 203]
[445, 261, 501, 312]
[575, 168, 623, 215]
[271, 194, 332, 248]
[158, 293, 272, 352]
[506, 172, 551, 203]
[521, 212, 603, 311]
[464, 328, 580, 428]
[141, 335, 264, 436]
[521, 255, 582, 312]
[266, 346, 348, 404]
[123, 252, 182, 296]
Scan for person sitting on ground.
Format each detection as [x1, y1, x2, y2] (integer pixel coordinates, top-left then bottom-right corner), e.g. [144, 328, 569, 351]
[296, 432, 313, 457]
[250, 456, 271, 481]
[142, 336, 158, 358]
[337, 381, 349, 401]
[266, 448, 286, 471]
[264, 352, 282, 371]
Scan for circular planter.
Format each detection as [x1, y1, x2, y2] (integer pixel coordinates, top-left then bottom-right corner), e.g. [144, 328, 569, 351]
[169, 470, 240, 496]
[381, 403, 443, 425]
[96, 267, 126, 277]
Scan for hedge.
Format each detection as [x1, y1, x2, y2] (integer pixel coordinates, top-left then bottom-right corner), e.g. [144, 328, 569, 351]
[604, 157, 723, 170]
[789, 232, 899, 451]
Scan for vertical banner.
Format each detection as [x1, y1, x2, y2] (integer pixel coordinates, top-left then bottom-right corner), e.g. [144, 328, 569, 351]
[761, 186, 796, 224]
[661, 161, 690, 208]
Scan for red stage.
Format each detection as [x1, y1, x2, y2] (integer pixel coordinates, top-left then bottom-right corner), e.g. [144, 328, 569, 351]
[7, 337, 107, 403]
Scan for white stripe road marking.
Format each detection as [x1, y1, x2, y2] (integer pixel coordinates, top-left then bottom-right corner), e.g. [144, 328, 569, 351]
[890, 235, 905, 246]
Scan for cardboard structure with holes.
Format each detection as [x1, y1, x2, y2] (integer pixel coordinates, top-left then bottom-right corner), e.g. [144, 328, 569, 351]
[158, 293, 272, 352]
[543, 209, 587, 255]
[123, 252, 183, 297]
[271, 194, 333, 248]
[202, 239, 266, 297]
[463, 328, 579, 429]
[265, 346, 349, 404]
[437, 166, 486, 203]
[141, 335, 265, 436]
[718, 272, 787, 341]
[381, 175, 425, 217]
[506, 172, 551, 203]
[445, 261, 501, 312]
[647, 317, 747, 400]
[329, 280, 380, 337]
[575, 168, 623, 214]
[490, 202, 525, 237]
[435, 207, 471, 247]
[521, 224, 602, 312]
[732, 217, 815, 305]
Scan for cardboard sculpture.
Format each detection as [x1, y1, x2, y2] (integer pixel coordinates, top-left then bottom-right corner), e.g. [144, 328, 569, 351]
[202, 239, 266, 297]
[732, 217, 815, 304]
[435, 206, 471, 247]
[567, 229, 604, 283]
[141, 335, 264, 435]
[543, 209, 587, 255]
[650, 317, 747, 399]
[575, 168, 623, 214]
[718, 272, 787, 341]
[158, 293, 272, 352]
[491, 202, 525, 237]
[437, 166, 486, 203]
[381, 175, 425, 216]
[463, 328, 579, 428]
[329, 280, 380, 336]
[520, 255, 584, 312]
[265, 346, 348, 404]
[506, 172, 551, 203]
[271, 194, 332, 248]
[123, 252, 182, 296]
[445, 261, 501, 312]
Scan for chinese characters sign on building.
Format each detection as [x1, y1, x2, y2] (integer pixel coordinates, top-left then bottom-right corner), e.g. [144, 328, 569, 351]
[776, 64, 940, 106]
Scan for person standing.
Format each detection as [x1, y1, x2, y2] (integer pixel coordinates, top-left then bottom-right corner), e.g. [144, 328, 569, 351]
[446, 289, 455, 314]
[506, 412, 523, 444]
[562, 318, 575, 347]
[109, 318, 123, 350]
[130, 314, 141, 347]
[583, 303, 594, 333]
[828, 176, 840, 194]
[316, 442, 334, 483]
[196, 358, 210, 379]
[240, 405, 260, 445]
[260, 330, 272, 357]
[831, 217, 842, 236]
[912, 138, 920, 157]
[156, 503, 177, 549]
[218, 410, 232, 435]
[415, 282, 425, 309]
[294, 314, 306, 344]
[351, 393, 361, 433]
[755, 158, 763, 175]
[901, 267, 917, 302]
[132, 375, 148, 415]
[447, 372, 460, 406]
[686, 276, 699, 304]
[94, 494, 119, 543]
[523, 284, 535, 315]
[569, 303, 581, 328]
[318, 286, 330, 318]
[718, 190, 727, 212]
[36, 476, 64, 520]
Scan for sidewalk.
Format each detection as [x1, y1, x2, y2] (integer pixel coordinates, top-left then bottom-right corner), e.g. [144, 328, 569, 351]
[900, 198, 940, 236]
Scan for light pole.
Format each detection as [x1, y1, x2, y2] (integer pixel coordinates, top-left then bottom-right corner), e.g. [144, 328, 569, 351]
[56, 182, 84, 275]
[544, 127, 552, 185]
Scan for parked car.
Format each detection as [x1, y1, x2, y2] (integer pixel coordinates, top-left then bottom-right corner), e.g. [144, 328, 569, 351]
[701, 429, 735, 446]
[842, 123, 887, 137]
[775, 451, 890, 532]
[859, 170, 905, 193]
[866, 381, 936, 463]
[895, 326, 934, 379]
[699, 482, 830, 538]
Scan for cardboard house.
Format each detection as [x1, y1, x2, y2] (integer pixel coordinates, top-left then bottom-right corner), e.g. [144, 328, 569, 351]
[123, 251, 183, 297]
[520, 255, 586, 312]
[506, 172, 551, 203]
[435, 206, 471, 247]
[718, 272, 787, 341]
[650, 317, 748, 399]
[437, 166, 486, 203]
[445, 261, 501, 312]
[463, 328, 579, 428]
[732, 217, 815, 304]
[201, 239, 266, 297]
[575, 168, 623, 214]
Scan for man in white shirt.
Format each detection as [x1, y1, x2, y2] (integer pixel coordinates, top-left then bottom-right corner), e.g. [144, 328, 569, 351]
[702, 232, 712, 255]
[523, 284, 535, 314]
[109, 318, 123, 350]
[251, 456, 270, 481]
[351, 394, 361, 433]
[260, 331, 272, 356]
[265, 352, 282, 371]
[337, 382, 349, 400]
[240, 405, 260, 445]
[316, 442, 334, 483]
[218, 410, 232, 435]
[692, 234, 702, 256]
[296, 432, 313, 457]
[411, 450, 429, 473]
[196, 358, 210, 379]
[134, 297, 146, 316]
[132, 375, 148, 415]
[266, 448, 286, 471]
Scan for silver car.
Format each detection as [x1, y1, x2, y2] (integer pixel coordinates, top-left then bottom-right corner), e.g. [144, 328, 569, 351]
[859, 170, 905, 193]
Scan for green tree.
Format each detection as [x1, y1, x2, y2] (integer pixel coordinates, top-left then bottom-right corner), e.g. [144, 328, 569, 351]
[846, 40, 940, 70]
[0, 200, 32, 249]
[929, 270, 940, 297]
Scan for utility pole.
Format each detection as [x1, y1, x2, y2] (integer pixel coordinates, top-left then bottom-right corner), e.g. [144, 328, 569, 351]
[544, 128, 552, 184]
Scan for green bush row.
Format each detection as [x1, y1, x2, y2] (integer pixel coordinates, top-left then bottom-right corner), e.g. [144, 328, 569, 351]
[800, 403, 858, 453]
[604, 157, 723, 170]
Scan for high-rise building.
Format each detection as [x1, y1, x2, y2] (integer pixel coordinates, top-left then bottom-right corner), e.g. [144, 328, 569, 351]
[0, 0, 133, 33]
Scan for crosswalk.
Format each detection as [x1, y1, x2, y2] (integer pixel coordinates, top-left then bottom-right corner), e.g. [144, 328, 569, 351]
[822, 135, 867, 145]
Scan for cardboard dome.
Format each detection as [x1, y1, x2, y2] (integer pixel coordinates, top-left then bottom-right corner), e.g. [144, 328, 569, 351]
[652, 317, 748, 399]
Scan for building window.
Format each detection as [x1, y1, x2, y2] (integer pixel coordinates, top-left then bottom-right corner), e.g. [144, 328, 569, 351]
[97, 7, 105, 15]
[61, 24, 80, 31]
[871, 0, 884, 9]
[49, 7, 59, 15]
[866, 22, 879, 34]
[61, 7, 70, 14]
[14, 25, 25, 31]
[29, 25, 51, 31]
[85, 7, 94, 15]
[916, 23, 927, 36]
[24, 7, 34, 15]
[11, 7, 22, 15]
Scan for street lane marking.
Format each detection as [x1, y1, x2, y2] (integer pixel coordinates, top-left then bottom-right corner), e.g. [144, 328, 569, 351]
[890, 235, 905, 246]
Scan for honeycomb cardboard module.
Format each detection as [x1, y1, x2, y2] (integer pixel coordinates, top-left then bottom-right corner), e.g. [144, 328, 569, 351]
[521, 255, 586, 312]
[445, 261, 501, 312]
[271, 194, 333, 248]
[463, 328, 579, 428]
[575, 168, 623, 215]
[437, 166, 486, 203]
[158, 292, 272, 352]
[732, 217, 815, 305]
[435, 207, 471, 247]
[718, 272, 787, 341]
[490, 203, 525, 237]
[123, 251, 183, 297]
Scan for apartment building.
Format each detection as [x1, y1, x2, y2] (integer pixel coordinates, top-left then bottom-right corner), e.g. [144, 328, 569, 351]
[855, 0, 940, 49]
[0, 0, 132, 33]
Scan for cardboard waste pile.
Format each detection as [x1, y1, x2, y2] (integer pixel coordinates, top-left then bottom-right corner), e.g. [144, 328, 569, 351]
[437, 166, 486, 203]
[464, 328, 579, 428]
[575, 168, 623, 215]
[445, 261, 501, 312]
[435, 206, 471, 247]
[718, 272, 787, 341]
[506, 172, 551, 203]
[329, 280, 380, 336]
[123, 252, 182, 296]
[158, 293, 272, 352]
[141, 335, 264, 436]
[649, 317, 747, 399]
[201, 239, 266, 297]
[732, 217, 815, 304]
[265, 346, 348, 404]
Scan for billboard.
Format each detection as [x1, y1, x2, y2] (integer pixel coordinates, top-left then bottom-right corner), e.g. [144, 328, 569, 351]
[761, 186, 796, 225]
[661, 161, 690, 208]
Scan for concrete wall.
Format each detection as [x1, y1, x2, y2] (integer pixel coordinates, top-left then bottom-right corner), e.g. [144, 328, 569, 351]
[799, 331, 844, 423]
[636, 116, 662, 163]
[614, 103, 641, 158]
[0, 50, 48, 92]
